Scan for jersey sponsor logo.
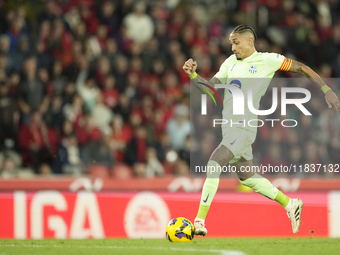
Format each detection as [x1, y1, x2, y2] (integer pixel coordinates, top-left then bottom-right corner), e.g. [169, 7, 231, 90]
[230, 139, 236, 145]
[228, 79, 242, 94]
[249, 65, 258, 74]
[203, 194, 209, 203]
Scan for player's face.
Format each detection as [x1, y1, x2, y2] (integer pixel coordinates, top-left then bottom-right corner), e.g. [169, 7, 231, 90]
[229, 32, 253, 60]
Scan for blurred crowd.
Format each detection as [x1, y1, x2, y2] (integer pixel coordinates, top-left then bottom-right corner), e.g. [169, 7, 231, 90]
[0, 0, 339, 179]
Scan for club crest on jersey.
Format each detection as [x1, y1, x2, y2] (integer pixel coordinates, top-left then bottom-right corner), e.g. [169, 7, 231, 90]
[249, 65, 258, 74]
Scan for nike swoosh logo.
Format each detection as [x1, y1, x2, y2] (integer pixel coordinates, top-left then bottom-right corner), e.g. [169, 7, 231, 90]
[230, 139, 236, 145]
[203, 194, 209, 203]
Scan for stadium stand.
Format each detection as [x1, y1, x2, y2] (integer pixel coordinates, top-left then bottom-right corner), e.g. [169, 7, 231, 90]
[0, 0, 339, 179]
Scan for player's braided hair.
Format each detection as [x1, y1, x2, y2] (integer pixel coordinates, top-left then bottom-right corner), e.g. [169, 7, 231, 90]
[232, 24, 258, 44]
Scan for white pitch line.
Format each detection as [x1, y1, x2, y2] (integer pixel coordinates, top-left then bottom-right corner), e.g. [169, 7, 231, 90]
[0, 244, 247, 255]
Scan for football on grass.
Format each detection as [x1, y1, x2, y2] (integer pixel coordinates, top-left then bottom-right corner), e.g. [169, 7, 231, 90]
[165, 217, 195, 242]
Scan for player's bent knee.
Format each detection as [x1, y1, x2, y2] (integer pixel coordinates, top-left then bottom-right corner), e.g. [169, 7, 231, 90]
[206, 160, 222, 178]
[210, 144, 234, 167]
[237, 171, 256, 180]
[239, 175, 256, 188]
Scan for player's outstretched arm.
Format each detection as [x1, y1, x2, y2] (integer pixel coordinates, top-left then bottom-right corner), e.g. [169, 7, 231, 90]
[183, 58, 222, 93]
[288, 60, 340, 113]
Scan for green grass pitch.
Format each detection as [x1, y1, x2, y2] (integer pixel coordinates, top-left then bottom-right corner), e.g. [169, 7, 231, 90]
[0, 238, 339, 255]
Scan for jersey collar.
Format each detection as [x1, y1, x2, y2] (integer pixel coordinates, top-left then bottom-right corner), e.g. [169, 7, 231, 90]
[239, 51, 258, 62]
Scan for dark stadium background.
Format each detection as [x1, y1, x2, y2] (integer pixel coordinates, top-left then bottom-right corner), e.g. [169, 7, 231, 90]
[0, 0, 339, 241]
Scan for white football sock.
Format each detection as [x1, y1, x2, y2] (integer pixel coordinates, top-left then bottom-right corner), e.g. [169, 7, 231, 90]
[285, 198, 293, 212]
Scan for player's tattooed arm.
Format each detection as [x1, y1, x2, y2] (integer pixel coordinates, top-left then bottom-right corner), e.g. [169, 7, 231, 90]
[288, 60, 312, 79]
[183, 58, 222, 93]
[288, 60, 340, 113]
[191, 75, 223, 92]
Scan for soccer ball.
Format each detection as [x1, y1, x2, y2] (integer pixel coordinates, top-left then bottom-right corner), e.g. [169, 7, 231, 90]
[165, 217, 195, 242]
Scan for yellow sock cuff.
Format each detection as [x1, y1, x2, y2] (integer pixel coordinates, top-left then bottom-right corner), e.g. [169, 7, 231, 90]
[274, 190, 290, 208]
[196, 204, 210, 220]
[321, 85, 331, 94]
[188, 72, 198, 79]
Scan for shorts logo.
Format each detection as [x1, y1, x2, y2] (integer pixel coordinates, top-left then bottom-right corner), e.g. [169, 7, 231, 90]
[230, 139, 236, 145]
[249, 65, 258, 74]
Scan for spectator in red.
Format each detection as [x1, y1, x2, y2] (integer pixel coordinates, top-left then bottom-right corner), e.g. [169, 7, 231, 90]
[102, 75, 119, 110]
[158, 95, 175, 124]
[37, 21, 51, 50]
[192, 25, 209, 54]
[95, 56, 111, 88]
[19, 111, 58, 170]
[139, 96, 154, 124]
[168, 9, 185, 39]
[197, 56, 213, 78]
[7, 72, 20, 95]
[125, 126, 148, 166]
[111, 114, 132, 163]
[161, 71, 182, 101]
[95, 25, 108, 50]
[74, 114, 101, 147]
[79, 3, 99, 34]
[47, 18, 73, 58]
[152, 109, 166, 140]
[0, 0, 339, 175]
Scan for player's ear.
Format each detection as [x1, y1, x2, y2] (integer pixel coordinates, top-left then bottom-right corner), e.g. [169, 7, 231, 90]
[249, 37, 253, 47]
